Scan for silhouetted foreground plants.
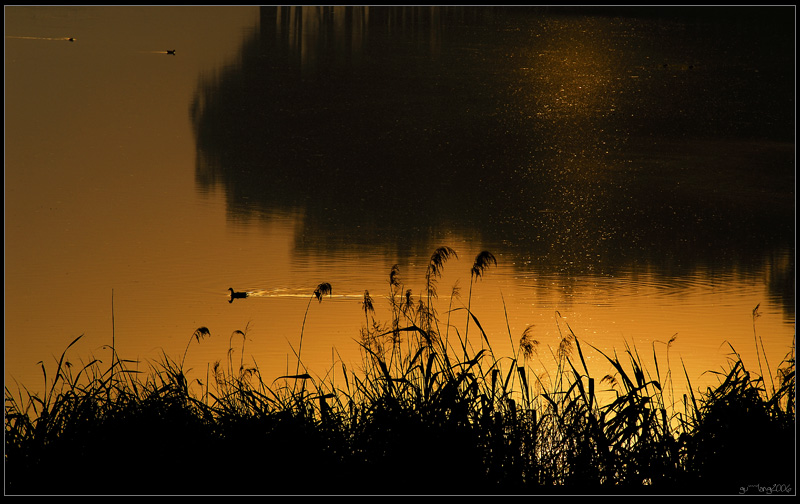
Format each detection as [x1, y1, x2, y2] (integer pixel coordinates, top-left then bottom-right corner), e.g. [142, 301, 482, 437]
[5, 248, 796, 495]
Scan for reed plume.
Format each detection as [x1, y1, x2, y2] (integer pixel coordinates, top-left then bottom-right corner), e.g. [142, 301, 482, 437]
[470, 250, 497, 280]
[389, 264, 401, 292]
[182, 326, 211, 370]
[314, 282, 333, 302]
[428, 246, 458, 279]
[388, 265, 404, 358]
[362, 290, 375, 329]
[519, 325, 539, 361]
[401, 289, 414, 318]
[425, 246, 457, 301]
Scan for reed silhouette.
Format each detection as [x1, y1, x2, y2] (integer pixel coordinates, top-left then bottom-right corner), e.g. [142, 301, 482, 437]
[465, 250, 497, 351]
[295, 282, 332, 378]
[4, 249, 795, 495]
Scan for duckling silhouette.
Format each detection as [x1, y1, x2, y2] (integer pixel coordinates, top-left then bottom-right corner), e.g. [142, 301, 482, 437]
[166, 49, 176, 55]
[228, 288, 248, 303]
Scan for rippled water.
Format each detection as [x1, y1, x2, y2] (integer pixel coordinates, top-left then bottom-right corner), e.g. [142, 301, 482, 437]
[5, 6, 795, 399]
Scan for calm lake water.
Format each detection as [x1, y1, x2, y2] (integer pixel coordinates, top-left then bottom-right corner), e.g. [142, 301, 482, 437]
[5, 6, 795, 402]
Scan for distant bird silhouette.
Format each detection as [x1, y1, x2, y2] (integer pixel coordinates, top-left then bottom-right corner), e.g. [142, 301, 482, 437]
[166, 49, 176, 55]
[228, 288, 247, 303]
[68, 37, 74, 42]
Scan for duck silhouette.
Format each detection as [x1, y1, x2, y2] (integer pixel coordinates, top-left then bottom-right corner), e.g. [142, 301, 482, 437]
[228, 288, 248, 303]
[166, 49, 176, 55]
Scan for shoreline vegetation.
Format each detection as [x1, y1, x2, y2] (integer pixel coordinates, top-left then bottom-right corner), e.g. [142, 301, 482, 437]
[5, 248, 795, 495]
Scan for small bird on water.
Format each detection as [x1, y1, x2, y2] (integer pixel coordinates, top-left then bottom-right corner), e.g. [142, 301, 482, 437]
[166, 49, 176, 55]
[228, 288, 247, 303]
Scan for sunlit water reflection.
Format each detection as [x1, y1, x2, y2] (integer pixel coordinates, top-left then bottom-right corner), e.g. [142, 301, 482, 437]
[5, 6, 794, 405]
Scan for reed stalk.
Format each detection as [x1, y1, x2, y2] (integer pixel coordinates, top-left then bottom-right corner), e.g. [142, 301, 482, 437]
[465, 250, 496, 351]
[296, 282, 332, 376]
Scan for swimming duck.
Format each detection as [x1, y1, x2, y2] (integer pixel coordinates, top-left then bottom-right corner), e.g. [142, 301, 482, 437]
[228, 288, 248, 303]
[166, 49, 176, 55]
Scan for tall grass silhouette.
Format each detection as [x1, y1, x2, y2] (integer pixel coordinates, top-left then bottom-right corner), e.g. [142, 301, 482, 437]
[296, 282, 332, 375]
[465, 250, 496, 351]
[5, 249, 795, 495]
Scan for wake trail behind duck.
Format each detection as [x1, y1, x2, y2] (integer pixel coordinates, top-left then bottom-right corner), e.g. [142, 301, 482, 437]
[7, 35, 74, 41]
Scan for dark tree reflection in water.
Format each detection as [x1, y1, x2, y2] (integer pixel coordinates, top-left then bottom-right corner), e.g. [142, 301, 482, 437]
[191, 6, 793, 312]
